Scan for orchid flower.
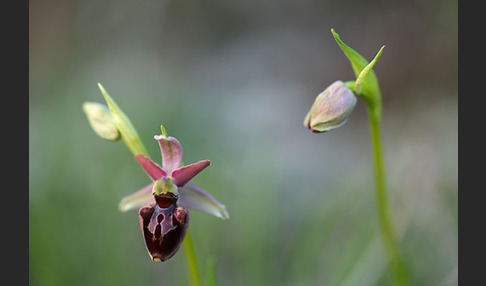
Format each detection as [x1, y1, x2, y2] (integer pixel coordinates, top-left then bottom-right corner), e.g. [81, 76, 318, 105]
[118, 133, 229, 262]
[83, 84, 228, 264]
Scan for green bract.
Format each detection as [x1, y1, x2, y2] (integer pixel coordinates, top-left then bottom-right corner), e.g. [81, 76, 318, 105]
[97, 83, 150, 157]
[331, 29, 384, 121]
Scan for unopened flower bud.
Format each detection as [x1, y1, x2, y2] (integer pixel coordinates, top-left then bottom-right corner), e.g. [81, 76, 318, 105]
[82, 102, 120, 141]
[304, 80, 357, 133]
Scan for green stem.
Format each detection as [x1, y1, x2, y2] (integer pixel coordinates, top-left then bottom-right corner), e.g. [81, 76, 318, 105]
[183, 228, 202, 286]
[331, 29, 407, 284]
[368, 111, 409, 286]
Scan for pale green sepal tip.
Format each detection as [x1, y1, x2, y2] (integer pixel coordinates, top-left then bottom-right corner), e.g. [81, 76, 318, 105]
[118, 192, 151, 212]
[179, 184, 230, 220]
[82, 101, 121, 141]
[117, 184, 153, 212]
[97, 83, 150, 158]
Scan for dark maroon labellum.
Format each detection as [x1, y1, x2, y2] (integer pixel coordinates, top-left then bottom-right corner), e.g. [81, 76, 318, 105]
[139, 193, 190, 262]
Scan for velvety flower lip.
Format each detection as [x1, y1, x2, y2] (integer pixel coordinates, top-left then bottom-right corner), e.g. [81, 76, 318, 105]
[139, 194, 190, 262]
[119, 133, 229, 261]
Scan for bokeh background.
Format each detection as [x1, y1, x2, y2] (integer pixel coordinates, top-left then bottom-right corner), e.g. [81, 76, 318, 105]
[29, 0, 457, 285]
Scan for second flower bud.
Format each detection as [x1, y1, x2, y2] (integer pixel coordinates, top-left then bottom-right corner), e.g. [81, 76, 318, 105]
[304, 80, 357, 133]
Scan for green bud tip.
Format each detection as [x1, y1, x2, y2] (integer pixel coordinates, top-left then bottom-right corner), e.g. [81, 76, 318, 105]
[160, 125, 168, 138]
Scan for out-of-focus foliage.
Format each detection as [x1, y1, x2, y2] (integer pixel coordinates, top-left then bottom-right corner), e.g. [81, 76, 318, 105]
[29, 0, 457, 285]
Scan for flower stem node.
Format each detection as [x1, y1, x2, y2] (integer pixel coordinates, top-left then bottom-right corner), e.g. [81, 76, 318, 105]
[304, 80, 357, 133]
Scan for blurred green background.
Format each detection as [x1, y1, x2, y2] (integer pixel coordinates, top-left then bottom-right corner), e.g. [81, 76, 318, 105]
[29, 0, 457, 285]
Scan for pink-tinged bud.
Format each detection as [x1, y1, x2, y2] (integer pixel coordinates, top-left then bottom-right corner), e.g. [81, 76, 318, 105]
[304, 80, 357, 133]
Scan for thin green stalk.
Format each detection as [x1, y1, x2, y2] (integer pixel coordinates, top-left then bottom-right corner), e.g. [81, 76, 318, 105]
[330, 28, 409, 285]
[183, 229, 202, 286]
[368, 111, 408, 286]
